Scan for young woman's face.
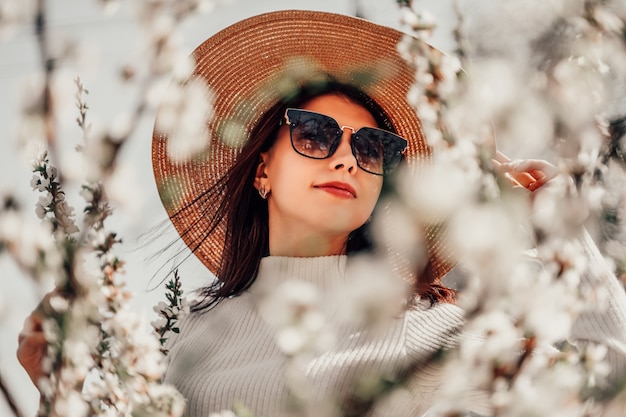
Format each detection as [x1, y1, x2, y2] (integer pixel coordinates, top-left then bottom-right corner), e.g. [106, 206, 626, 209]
[258, 94, 384, 251]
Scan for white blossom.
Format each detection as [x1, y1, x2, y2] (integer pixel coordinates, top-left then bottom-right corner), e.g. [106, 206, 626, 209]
[591, 5, 625, 34]
[581, 344, 611, 387]
[30, 174, 49, 191]
[156, 76, 215, 162]
[399, 149, 481, 225]
[0, 209, 60, 274]
[37, 192, 53, 208]
[143, 383, 187, 416]
[49, 294, 69, 313]
[104, 162, 142, 215]
[35, 202, 46, 219]
[259, 280, 333, 355]
[463, 310, 523, 365]
[53, 390, 89, 417]
[520, 281, 579, 344]
[329, 256, 408, 332]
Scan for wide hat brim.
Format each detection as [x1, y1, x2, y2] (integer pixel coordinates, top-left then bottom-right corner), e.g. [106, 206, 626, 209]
[152, 9, 453, 283]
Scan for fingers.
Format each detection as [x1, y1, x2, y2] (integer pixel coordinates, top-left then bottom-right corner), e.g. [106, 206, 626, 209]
[499, 159, 558, 179]
[501, 160, 558, 191]
[493, 158, 537, 189]
[495, 150, 512, 164]
[493, 151, 558, 192]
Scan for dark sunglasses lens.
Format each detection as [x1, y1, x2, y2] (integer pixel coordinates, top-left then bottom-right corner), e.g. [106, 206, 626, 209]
[352, 131, 385, 175]
[354, 129, 407, 175]
[288, 110, 340, 159]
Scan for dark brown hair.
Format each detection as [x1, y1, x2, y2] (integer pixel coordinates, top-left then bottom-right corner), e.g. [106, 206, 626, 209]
[415, 260, 457, 305]
[176, 80, 455, 310]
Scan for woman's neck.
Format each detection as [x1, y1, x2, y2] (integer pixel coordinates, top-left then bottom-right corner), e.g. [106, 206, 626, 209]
[268, 224, 348, 257]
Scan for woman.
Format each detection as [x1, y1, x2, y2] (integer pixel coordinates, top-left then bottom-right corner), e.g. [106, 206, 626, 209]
[18, 9, 626, 417]
[149, 12, 467, 415]
[159, 85, 471, 417]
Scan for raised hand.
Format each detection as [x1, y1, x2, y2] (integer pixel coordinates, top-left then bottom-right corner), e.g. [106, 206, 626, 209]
[493, 150, 559, 192]
[16, 295, 50, 387]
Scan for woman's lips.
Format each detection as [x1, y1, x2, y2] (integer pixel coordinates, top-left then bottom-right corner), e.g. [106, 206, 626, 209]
[314, 182, 357, 199]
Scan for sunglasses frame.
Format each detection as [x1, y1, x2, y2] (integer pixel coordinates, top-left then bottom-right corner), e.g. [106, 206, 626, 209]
[283, 108, 407, 176]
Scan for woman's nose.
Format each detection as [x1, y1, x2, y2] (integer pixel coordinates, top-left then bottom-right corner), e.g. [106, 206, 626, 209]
[329, 128, 357, 174]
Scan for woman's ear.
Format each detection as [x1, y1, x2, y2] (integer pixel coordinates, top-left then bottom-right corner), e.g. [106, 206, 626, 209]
[253, 153, 269, 192]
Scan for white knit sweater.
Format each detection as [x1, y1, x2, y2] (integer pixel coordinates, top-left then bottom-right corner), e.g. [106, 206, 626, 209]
[163, 237, 626, 417]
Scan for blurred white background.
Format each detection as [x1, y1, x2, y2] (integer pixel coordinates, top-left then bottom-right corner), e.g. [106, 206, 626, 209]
[0, 0, 458, 415]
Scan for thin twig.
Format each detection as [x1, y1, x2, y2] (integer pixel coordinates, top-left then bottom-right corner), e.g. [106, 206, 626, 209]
[34, 0, 62, 183]
[452, 0, 471, 66]
[0, 370, 26, 417]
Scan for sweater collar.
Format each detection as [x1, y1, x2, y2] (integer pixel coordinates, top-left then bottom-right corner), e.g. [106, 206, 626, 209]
[255, 255, 347, 291]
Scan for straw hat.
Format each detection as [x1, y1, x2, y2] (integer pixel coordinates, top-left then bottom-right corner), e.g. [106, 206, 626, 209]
[152, 9, 452, 283]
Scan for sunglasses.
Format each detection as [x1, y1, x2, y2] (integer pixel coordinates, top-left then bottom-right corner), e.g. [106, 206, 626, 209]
[283, 108, 407, 176]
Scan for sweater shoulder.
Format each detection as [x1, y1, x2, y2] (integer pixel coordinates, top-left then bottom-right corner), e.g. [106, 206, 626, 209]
[403, 301, 465, 357]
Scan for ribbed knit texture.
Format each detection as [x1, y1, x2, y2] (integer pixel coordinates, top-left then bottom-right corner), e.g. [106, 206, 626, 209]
[571, 230, 626, 387]
[163, 251, 626, 417]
